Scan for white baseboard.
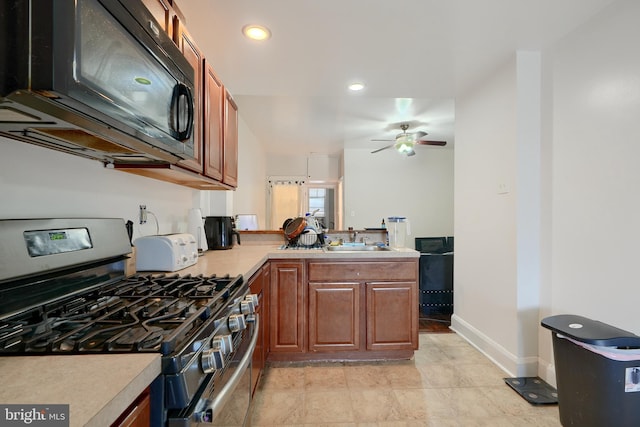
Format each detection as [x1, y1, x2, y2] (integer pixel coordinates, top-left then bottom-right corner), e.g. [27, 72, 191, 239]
[539, 358, 557, 388]
[450, 314, 539, 378]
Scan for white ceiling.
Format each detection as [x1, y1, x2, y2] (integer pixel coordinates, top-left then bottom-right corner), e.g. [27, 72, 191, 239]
[179, 0, 613, 156]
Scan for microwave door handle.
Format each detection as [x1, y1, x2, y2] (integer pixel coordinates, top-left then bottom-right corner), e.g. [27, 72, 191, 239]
[171, 83, 194, 141]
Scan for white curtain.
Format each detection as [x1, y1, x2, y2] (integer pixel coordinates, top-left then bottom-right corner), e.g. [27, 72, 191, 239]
[268, 178, 305, 229]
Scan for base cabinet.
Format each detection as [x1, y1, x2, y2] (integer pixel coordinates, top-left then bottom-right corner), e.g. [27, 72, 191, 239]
[366, 282, 418, 350]
[268, 258, 418, 362]
[110, 387, 150, 427]
[269, 261, 305, 353]
[248, 263, 269, 396]
[308, 282, 361, 352]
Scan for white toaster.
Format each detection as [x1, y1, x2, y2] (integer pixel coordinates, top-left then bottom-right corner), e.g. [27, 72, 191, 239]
[134, 233, 198, 272]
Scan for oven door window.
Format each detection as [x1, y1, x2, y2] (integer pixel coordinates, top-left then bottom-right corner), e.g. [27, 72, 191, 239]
[71, 0, 193, 150]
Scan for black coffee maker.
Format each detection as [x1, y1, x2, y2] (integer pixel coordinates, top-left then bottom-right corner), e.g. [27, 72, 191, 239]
[204, 216, 241, 250]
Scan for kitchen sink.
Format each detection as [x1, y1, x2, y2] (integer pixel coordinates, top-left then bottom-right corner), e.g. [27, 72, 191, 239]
[323, 245, 391, 252]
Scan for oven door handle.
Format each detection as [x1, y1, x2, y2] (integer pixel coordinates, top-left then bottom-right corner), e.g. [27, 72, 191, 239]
[195, 317, 259, 424]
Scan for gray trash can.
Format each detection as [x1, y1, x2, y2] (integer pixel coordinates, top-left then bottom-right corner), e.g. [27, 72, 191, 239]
[542, 314, 640, 427]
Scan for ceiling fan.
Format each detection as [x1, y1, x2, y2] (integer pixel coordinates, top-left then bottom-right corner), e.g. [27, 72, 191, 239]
[371, 123, 446, 156]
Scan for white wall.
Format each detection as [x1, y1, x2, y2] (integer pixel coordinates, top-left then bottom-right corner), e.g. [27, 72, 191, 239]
[542, 0, 640, 376]
[0, 117, 268, 235]
[343, 147, 454, 238]
[454, 0, 640, 384]
[452, 55, 520, 373]
[0, 136, 197, 239]
[225, 115, 268, 227]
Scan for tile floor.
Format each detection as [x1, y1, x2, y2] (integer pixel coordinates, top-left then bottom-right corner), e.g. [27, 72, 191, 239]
[250, 333, 562, 426]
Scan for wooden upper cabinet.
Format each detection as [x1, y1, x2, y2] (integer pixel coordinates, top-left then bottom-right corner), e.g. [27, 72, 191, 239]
[204, 61, 224, 181]
[140, 0, 173, 38]
[223, 91, 239, 187]
[137, 0, 239, 189]
[174, 23, 203, 173]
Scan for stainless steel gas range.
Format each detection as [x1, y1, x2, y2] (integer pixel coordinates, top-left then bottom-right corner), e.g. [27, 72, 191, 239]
[0, 218, 258, 426]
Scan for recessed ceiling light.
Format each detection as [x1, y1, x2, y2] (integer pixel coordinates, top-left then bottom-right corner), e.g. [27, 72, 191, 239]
[348, 82, 365, 91]
[242, 24, 271, 41]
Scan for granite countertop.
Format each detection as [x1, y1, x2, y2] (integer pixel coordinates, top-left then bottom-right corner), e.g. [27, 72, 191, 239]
[180, 244, 419, 278]
[0, 354, 160, 427]
[0, 244, 417, 426]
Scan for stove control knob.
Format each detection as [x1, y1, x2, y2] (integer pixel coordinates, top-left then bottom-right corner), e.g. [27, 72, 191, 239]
[212, 334, 233, 354]
[194, 406, 213, 423]
[201, 348, 225, 373]
[240, 299, 255, 315]
[246, 293, 259, 307]
[228, 314, 246, 332]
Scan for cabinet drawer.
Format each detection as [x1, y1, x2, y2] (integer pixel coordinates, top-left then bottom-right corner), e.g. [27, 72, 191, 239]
[308, 261, 417, 282]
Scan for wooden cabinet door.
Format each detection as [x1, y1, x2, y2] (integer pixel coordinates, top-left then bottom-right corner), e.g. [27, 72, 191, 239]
[261, 263, 271, 360]
[366, 281, 418, 351]
[248, 268, 264, 396]
[269, 261, 304, 353]
[174, 25, 203, 173]
[110, 388, 150, 427]
[223, 91, 238, 187]
[308, 282, 361, 352]
[203, 61, 224, 181]
[140, 0, 172, 37]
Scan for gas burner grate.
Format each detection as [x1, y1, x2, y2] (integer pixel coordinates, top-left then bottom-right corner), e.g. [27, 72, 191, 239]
[0, 273, 245, 355]
[280, 242, 324, 250]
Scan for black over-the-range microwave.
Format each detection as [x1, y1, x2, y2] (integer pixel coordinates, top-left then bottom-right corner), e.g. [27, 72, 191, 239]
[0, 0, 195, 164]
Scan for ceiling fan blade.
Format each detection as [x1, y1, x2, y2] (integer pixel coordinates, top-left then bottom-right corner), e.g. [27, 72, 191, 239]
[416, 140, 447, 146]
[371, 144, 393, 154]
[371, 139, 394, 142]
[414, 131, 428, 139]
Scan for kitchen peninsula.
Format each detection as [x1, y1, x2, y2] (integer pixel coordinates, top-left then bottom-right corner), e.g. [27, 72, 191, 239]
[182, 243, 420, 362]
[0, 243, 418, 427]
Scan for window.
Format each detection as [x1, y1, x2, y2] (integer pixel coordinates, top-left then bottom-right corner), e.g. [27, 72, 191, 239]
[307, 187, 335, 230]
[268, 177, 341, 230]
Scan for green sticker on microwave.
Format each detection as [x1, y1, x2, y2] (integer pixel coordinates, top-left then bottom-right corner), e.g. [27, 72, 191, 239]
[134, 77, 151, 85]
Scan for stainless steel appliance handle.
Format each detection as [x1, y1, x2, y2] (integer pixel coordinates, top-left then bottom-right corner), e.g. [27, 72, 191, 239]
[196, 316, 259, 424]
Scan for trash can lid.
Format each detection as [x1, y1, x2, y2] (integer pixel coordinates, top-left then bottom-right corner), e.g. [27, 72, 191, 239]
[541, 314, 640, 347]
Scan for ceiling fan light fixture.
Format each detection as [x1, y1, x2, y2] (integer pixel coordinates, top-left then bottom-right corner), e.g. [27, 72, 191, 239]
[394, 138, 415, 154]
[242, 24, 271, 41]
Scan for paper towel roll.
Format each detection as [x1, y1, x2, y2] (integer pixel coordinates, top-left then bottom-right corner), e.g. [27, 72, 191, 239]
[188, 208, 208, 251]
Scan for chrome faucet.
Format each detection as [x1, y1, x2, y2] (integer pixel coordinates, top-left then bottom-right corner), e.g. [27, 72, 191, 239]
[349, 230, 358, 242]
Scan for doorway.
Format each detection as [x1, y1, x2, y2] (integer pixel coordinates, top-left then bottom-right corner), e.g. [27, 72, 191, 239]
[267, 177, 341, 230]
